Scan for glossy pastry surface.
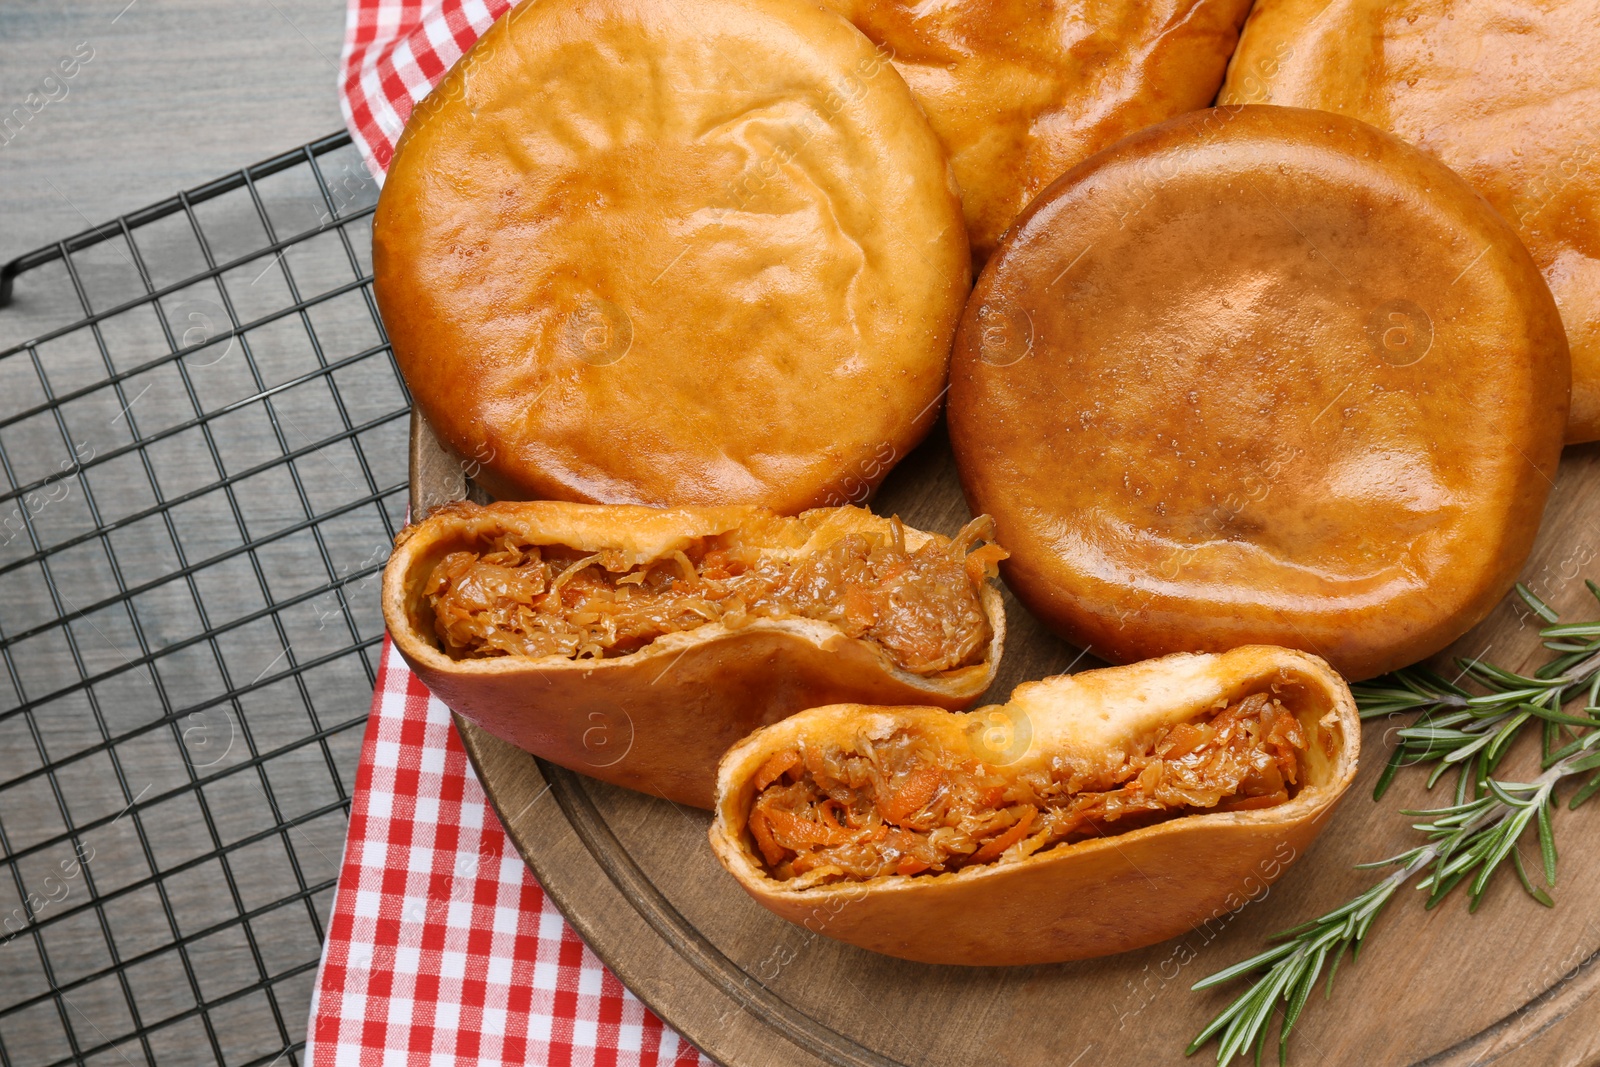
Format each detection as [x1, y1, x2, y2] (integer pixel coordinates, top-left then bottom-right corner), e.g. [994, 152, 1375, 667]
[822, 0, 1253, 262]
[949, 105, 1569, 680]
[374, 0, 970, 508]
[1222, 0, 1600, 442]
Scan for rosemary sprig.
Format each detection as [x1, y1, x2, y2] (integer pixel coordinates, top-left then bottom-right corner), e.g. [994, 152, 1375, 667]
[1189, 743, 1600, 1065]
[1188, 582, 1600, 1065]
[1355, 582, 1600, 805]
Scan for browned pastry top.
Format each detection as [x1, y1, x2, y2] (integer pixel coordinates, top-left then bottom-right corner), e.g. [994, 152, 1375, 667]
[949, 105, 1569, 681]
[821, 0, 1254, 263]
[1222, 0, 1600, 443]
[374, 0, 969, 509]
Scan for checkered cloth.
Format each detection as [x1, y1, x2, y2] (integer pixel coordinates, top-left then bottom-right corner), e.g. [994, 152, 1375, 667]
[309, 2, 716, 1059]
[338, 0, 514, 182]
[304, 638, 709, 1064]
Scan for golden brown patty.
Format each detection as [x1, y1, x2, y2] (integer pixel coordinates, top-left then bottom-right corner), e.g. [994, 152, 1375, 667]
[710, 646, 1359, 964]
[1221, 0, 1600, 444]
[382, 501, 1006, 808]
[374, 0, 969, 509]
[948, 105, 1569, 681]
[820, 0, 1253, 263]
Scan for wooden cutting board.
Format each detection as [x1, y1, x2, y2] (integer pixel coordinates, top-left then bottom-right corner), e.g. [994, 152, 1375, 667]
[411, 408, 1600, 1067]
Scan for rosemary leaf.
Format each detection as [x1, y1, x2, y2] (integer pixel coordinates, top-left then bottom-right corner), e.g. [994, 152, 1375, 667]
[1515, 702, 1599, 728]
[1517, 582, 1560, 623]
[1373, 744, 1406, 801]
[1571, 772, 1600, 809]
[1511, 847, 1556, 908]
[1536, 797, 1557, 886]
[1563, 750, 1600, 774]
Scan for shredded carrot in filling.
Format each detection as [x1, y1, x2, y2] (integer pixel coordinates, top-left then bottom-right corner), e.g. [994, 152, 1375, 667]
[748, 692, 1308, 887]
[423, 516, 1007, 675]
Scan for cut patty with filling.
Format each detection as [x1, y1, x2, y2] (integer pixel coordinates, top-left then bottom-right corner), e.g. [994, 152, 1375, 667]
[748, 691, 1308, 887]
[425, 516, 1006, 675]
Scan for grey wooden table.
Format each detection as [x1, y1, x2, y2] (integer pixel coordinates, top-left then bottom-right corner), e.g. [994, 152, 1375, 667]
[2, 0, 345, 264]
[0, 4, 400, 1064]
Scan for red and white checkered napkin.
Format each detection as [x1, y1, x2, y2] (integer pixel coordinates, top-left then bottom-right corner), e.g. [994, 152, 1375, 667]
[339, 0, 512, 181]
[304, 638, 710, 1064]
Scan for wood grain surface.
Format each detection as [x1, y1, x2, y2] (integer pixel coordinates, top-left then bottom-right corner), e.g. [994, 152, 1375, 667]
[414, 406, 1600, 1067]
[0, 0, 346, 266]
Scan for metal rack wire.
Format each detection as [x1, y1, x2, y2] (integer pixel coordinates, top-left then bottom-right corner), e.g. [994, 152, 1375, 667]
[0, 131, 406, 1066]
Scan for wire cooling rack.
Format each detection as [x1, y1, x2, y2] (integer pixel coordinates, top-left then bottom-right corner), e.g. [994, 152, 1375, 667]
[0, 131, 406, 1066]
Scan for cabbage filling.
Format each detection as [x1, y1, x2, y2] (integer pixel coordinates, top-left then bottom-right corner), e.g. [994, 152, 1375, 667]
[747, 692, 1308, 887]
[424, 517, 1004, 675]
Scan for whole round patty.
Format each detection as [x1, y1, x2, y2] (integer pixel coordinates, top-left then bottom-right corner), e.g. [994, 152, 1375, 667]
[375, 0, 970, 510]
[949, 105, 1569, 680]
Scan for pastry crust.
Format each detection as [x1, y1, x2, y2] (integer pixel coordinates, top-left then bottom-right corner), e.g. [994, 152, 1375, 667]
[948, 105, 1569, 681]
[381, 501, 1005, 808]
[820, 0, 1254, 263]
[710, 646, 1358, 965]
[1221, 0, 1600, 443]
[373, 0, 969, 509]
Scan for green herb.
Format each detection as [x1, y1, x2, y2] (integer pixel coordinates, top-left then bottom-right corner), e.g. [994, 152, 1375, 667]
[1355, 583, 1600, 806]
[1187, 582, 1600, 1065]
